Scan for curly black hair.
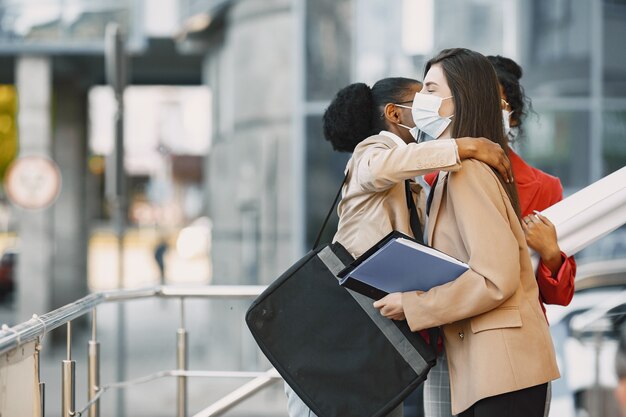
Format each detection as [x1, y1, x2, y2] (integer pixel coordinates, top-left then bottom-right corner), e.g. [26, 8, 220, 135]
[322, 78, 421, 153]
[487, 55, 532, 138]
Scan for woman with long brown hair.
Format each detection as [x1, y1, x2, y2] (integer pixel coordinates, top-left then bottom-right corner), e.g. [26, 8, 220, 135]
[374, 48, 559, 417]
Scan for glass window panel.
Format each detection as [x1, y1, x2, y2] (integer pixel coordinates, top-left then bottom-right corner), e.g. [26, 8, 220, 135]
[530, 0, 591, 64]
[603, 1, 626, 97]
[525, 0, 591, 97]
[305, 0, 352, 101]
[354, 0, 419, 83]
[433, 0, 503, 55]
[304, 115, 350, 249]
[603, 110, 626, 175]
[517, 110, 590, 190]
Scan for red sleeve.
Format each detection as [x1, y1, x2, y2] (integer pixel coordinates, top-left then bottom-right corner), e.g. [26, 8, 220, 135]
[419, 329, 444, 353]
[424, 171, 439, 186]
[547, 176, 563, 206]
[536, 253, 576, 306]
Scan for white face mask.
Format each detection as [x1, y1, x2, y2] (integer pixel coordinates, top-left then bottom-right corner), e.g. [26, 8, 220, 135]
[508, 126, 519, 142]
[396, 122, 419, 141]
[409, 92, 454, 139]
[502, 109, 512, 136]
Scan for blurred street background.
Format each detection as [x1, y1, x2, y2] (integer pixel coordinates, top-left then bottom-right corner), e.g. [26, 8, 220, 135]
[0, 0, 625, 416]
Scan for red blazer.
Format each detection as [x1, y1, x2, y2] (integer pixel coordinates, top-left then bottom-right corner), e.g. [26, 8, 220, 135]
[424, 150, 576, 311]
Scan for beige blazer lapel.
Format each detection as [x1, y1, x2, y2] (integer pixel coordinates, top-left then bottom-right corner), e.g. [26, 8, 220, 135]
[427, 171, 448, 245]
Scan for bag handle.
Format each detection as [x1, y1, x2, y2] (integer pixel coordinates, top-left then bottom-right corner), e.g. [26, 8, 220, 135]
[313, 172, 349, 250]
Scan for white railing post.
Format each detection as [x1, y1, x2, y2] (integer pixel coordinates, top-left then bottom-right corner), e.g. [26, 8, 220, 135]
[88, 308, 100, 417]
[177, 298, 188, 417]
[61, 322, 75, 417]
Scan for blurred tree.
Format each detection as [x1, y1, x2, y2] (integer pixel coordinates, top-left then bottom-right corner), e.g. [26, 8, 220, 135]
[0, 85, 18, 185]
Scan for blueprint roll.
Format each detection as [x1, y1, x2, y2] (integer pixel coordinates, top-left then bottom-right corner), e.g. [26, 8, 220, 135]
[530, 166, 626, 268]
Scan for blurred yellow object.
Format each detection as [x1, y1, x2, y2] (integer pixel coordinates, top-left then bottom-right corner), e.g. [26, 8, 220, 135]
[88, 155, 106, 175]
[0, 85, 18, 183]
[87, 227, 212, 290]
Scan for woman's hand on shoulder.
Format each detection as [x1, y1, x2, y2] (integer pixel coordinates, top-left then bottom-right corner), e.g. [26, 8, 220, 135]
[455, 137, 513, 183]
[373, 293, 406, 320]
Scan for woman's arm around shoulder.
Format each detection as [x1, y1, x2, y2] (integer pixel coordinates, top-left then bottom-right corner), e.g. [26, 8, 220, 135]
[353, 135, 460, 192]
[354, 136, 513, 193]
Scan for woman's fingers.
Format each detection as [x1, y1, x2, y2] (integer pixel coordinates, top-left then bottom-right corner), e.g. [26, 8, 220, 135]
[523, 213, 550, 229]
[462, 137, 513, 183]
[373, 300, 392, 317]
[492, 147, 513, 183]
[523, 215, 536, 228]
[373, 294, 391, 309]
[501, 153, 514, 183]
[533, 211, 555, 228]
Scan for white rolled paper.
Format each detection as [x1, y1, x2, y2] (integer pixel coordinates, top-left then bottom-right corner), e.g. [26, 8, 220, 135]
[530, 166, 626, 268]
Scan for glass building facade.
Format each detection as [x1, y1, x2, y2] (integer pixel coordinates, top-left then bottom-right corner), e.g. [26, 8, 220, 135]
[0, 0, 145, 52]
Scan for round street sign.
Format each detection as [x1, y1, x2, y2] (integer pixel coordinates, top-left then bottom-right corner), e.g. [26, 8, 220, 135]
[4, 155, 62, 210]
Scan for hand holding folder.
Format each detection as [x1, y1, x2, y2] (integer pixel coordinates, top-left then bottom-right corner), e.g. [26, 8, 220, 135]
[337, 231, 469, 300]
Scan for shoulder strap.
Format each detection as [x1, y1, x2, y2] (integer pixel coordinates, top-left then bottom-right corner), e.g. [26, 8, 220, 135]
[313, 172, 349, 250]
[405, 180, 425, 244]
[426, 174, 439, 217]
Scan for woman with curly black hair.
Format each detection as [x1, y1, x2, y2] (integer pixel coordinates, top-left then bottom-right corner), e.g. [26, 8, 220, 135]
[488, 55, 529, 142]
[285, 76, 515, 417]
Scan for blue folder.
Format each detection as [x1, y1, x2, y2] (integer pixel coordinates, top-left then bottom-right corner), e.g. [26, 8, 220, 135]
[337, 231, 469, 300]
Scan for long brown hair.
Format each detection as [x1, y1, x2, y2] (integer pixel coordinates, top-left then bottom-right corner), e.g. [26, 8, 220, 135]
[425, 48, 522, 220]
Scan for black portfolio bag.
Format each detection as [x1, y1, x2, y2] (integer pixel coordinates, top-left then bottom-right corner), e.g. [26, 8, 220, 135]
[245, 176, 438, 417]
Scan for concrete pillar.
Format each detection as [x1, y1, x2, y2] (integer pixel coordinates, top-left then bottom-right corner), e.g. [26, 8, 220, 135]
[51, 81, 88, 310]
[203, 0, 294, 370]
[15, 56, 53, 321]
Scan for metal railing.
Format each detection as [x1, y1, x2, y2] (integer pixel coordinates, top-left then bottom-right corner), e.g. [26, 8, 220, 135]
[0, 285, 281, 417]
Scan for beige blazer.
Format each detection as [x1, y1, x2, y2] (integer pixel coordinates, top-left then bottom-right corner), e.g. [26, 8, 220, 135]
[402, 159, 560, 414]
[333, 133, 460, 258]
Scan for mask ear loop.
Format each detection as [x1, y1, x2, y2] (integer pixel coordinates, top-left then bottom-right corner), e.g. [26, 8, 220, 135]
[393, 103, 417, 133]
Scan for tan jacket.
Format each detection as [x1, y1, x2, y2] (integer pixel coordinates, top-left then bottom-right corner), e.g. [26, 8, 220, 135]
[333, 133, 460, 257]
[402, 159, 560, 414]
